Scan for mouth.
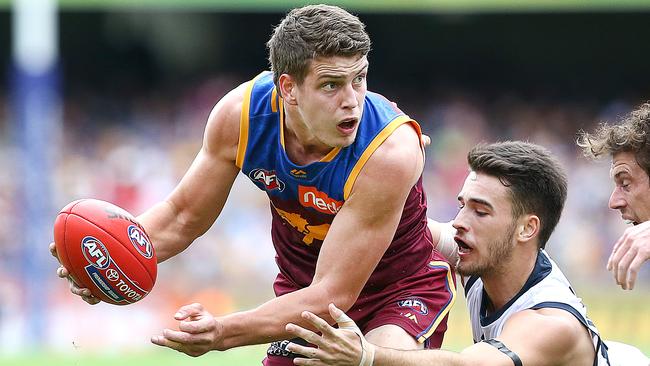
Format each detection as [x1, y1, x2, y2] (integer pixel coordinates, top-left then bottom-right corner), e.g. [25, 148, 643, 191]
[455, 236, 472, 256]
[337, 118, 358, 134]
[621, 215, 640, 226]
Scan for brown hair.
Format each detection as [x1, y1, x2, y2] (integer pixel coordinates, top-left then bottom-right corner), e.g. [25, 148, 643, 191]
[266, 4, 371, 88]
[577, 103, 650, 177]
[468, 141, 567, 249]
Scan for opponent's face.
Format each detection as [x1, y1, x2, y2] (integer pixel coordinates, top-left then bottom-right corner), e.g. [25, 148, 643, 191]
[291, 55, 367, 148]
[609, 151, 650, 225]
[452, 172, 518, 277]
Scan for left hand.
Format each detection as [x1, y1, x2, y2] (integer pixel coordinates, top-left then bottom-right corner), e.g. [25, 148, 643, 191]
[151, 303, 225, 356]
[607, 221, 650, 290]
[286, 303, 370, 366]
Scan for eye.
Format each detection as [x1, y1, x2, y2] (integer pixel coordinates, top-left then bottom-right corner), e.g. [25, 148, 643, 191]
[322, 82, 337, 91]
[475, 210, 488, 217]
[353, 75, 365, 84]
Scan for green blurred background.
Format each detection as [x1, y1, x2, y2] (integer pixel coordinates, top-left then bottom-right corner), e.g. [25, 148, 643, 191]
[1, 0, 649, 364]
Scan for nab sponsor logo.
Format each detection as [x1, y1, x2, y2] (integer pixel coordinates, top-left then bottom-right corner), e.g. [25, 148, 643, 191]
[82, 237, 111, 269]
[290, 169, 308, 178]
[250, 168, 285, 191]
[128, 225, 153, 259]
[299, 186, 343, 215]
[398, 298, 428, 315]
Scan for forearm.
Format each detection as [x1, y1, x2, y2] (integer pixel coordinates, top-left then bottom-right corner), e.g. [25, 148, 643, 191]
[374, 347, 467, 366]
[137, 200, 197, 262]
[219, 284, 353, 349]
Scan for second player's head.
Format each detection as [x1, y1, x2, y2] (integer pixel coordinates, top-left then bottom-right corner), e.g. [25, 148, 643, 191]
[453, 141, 567, 277]
[578, 103, 650, 224]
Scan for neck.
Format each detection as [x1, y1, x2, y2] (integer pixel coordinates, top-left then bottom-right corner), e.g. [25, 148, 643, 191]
[481, 246, 538, 312]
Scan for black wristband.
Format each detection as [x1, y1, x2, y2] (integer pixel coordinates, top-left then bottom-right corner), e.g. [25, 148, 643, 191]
[483, 338, 523, 366]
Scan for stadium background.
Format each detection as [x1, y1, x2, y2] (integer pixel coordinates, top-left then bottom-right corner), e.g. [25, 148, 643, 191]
[1, 0, 650, 364]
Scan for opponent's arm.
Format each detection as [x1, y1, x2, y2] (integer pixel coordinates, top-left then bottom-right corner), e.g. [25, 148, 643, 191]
[287, 305, 592, 366]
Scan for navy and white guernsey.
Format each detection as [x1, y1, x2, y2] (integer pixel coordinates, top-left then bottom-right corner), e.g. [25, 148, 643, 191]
[464, 249, 610, 366]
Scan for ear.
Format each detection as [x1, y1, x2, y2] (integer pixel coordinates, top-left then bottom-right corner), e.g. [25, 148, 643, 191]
[517, 214, 540, 244]
[278, 74, 298, 105]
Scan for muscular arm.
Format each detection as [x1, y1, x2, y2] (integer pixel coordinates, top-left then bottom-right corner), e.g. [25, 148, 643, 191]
[375, 308, 592, 366]
[216, 123, 425, 349]
[137, 84, 244, 262]
[287, 305, 594, 366]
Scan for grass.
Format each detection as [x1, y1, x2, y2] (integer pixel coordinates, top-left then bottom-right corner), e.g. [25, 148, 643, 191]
[0, 346, 268, 366]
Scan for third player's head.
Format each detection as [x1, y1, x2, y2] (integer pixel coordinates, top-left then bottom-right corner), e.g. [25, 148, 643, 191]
[578, 103, 650, 225]
[453, 141, 568, 277]
[267, 4, 372, 148]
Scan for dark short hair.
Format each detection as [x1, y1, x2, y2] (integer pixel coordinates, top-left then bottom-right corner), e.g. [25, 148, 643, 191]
[577, 102, 650, 178]
[468, 141, 567, 249]
[266, 4, 371, 88]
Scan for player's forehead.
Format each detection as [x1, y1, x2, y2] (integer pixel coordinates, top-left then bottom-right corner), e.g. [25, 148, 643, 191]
[610, 151, 644, 179]
[307, 55, 368, 80]
[457, 171, 511, 209]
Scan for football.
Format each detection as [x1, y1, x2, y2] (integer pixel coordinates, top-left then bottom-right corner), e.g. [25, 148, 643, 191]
[53, 199, 157, 305]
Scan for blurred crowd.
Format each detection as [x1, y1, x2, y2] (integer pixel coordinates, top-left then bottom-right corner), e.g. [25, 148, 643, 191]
[0, 73, 648, 353]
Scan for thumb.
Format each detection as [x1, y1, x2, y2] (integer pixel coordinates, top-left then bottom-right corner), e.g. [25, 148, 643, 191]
[329, 303, 358, 331]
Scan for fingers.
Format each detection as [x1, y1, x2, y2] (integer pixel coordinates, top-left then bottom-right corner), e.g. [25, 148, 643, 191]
[174, 303, 205, 320]
[56, 266, 69, 279]
[57, 268, 100, 304]
[608, 237, 630, 285]
[286, 341, 322, 360]
[421, 134, 431, 147]
[301, 311, 338, 338]
[617, 248, 637, 290]
[286, 323, 324, 348]
[49, 242, 59, 259]
[626, 255, 645, 290]
[151, 334, 185, 353]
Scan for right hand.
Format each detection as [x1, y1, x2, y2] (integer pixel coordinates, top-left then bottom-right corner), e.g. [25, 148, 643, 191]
[49, 242, 101, 305]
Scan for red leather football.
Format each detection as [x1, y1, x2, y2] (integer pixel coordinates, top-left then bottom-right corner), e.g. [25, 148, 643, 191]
[53, 199, 157, 305]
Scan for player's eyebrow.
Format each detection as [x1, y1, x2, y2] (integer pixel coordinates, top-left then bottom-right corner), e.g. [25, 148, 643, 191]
[457, 196, 494, 210]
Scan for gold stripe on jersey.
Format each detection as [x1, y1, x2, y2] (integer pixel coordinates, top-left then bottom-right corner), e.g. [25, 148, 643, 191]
[236, 73, 265, 168]
[418, 260, 457, 343]
[279, 95, 285, 148]
[271, 87, 278, 113]
[343, 116, 419, 200]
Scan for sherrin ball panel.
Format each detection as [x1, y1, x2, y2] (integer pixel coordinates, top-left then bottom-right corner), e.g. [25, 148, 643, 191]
[53, 199, 157, 306]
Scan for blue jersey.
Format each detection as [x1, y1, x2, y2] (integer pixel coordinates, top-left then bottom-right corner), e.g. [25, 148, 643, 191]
[236, 71, 433, 291]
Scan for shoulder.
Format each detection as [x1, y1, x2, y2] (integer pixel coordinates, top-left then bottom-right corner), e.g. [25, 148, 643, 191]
[202, 81, 249, 158]
[362, 122, 423, 184]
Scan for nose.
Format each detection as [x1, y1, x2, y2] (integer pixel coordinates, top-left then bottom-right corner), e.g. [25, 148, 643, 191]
[452, 211, 467, 233]
[341, 83, 359, 110]
[608, 187, 626, 210]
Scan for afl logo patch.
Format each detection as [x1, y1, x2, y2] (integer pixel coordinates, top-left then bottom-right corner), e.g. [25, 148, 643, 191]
[128, 225, 153, 259]
[82, 236, 111, 269]
[398, 298, 429, 315]
[250, 168, 286, 191]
